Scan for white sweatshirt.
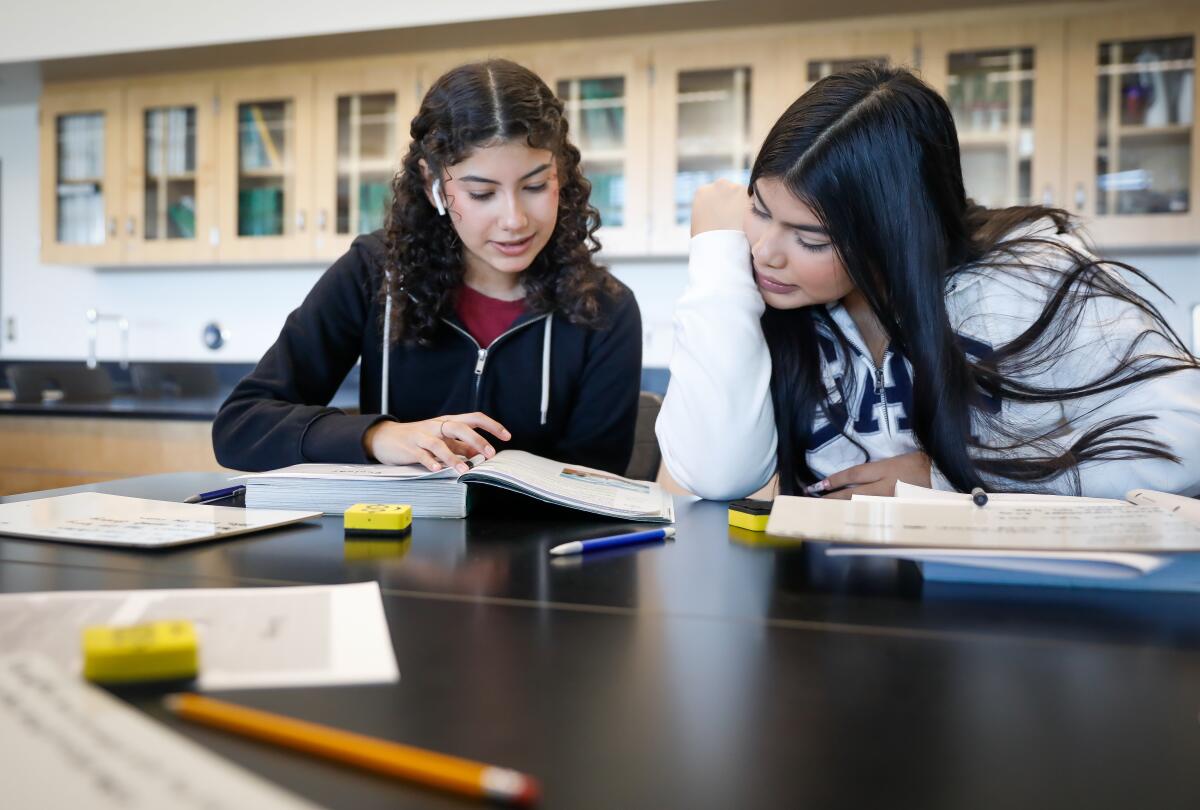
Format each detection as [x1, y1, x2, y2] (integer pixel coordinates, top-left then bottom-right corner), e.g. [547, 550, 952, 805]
[656, 226, 1200, 500]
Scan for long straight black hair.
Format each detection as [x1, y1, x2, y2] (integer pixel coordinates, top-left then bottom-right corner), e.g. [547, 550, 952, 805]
[755, 65, 1198, 495]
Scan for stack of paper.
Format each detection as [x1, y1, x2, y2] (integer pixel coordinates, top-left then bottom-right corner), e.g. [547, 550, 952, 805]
[240, 463, 469, 518]
[765, 483, 1200, 592]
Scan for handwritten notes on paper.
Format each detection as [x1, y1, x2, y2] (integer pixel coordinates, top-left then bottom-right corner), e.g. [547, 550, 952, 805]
[766, 497, 1200, 552]
[0, 492, 319, 548]
[0, 654, 325, 810]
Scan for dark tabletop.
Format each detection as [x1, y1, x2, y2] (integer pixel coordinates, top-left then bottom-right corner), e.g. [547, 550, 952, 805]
[3, 473, 1199, 809]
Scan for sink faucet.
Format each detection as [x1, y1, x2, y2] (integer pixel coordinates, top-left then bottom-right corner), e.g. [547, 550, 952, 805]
[85, 309, 129, 370]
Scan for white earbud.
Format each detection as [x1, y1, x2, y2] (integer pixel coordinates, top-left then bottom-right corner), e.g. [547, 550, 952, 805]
[431, 179, 447, 216]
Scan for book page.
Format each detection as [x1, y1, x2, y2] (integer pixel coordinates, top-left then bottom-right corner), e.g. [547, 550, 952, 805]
[0, 492, 320, 548]
[766, 496, 1200, 552]
[237, 462, 459, 482]
[0, 654, 325, 810]
[0, 582, 399, 690]
[463, 451, 674, 521]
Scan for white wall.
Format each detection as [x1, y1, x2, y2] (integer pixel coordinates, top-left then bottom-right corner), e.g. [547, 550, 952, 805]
[4, 61, 1200, 369]
[0, 0, 693, 64]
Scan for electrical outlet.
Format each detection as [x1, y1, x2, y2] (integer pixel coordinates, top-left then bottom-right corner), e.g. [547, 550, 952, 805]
[4, 317, 15, 343]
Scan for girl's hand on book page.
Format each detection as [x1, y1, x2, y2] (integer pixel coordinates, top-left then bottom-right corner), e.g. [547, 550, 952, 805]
[810, 452, 932, 499]
[691, 179, 749, 236]
[364, 413, 511, 474]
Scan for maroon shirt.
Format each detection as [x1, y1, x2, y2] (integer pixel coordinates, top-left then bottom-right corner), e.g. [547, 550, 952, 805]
[454, 284, 526, 348]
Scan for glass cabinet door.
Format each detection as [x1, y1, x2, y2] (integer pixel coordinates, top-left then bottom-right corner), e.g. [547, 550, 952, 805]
[124, 83, 217, 264]
[314, 59, 414, 260]
[40, 87, 124, 265]
[948, 48, 1036, 208]
[651, 39, 779, 253]
[922, 20, 1066, 211]
[546, 50, 651, 255]
[1095, 36, 1193, 217]
[218, 74, 314, 261]
[1066, 11, 1200, 246]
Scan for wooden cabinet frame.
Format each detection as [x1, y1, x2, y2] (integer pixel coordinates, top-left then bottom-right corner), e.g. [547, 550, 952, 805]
[1064, 8, 1200, 247]
[312, 56, 417, 262]
[216, 70, 315, 262]
[920, 19, 1068, 210]
[649, 33, 783, 254]
[122, 80, 219, 264]
[39, 86, 125, 265]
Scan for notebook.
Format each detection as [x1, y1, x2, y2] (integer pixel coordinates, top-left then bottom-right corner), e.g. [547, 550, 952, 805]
[239, 449, 675, 522]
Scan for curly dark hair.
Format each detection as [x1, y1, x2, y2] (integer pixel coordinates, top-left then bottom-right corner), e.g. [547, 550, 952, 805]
[383, 58, 622, 345]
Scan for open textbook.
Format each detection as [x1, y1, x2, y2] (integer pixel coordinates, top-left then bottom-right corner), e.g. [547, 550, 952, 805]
[239, 450, 675, 522]
[768, 482, 1200, 591]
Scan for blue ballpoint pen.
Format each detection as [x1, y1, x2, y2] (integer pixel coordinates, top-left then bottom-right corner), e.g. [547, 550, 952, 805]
[184, 485, 246, 504]
[548, 527, 676, 556]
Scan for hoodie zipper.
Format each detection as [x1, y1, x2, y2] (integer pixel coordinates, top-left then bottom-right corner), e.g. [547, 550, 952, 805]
[839, 332, 893, 438]
[443, 314, 550, 410]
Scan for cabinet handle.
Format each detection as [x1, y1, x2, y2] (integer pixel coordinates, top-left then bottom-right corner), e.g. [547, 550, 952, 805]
[1041, 185, 1054, 206]
[317, 209, 328, 231]
[108, 217, 118, 237]
[126, 216, 136, 236]
[296, 210, 307, 232]
[1074, 183, 1086, 212]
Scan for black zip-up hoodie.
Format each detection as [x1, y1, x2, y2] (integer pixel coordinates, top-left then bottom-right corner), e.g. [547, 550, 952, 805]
[212, 232, 642, 474]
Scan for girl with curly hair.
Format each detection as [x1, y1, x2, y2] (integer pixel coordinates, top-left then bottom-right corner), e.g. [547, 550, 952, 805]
[658, 64, 1200, 500]
[214, 59, 642, 474]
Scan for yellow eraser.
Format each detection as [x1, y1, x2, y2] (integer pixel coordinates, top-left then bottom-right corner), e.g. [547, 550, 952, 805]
[728, 498, 772, 532]
[82, 620, 198, 684]
[344, 503, 413, 535]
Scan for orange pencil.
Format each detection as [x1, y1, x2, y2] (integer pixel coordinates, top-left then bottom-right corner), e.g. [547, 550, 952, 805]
[164, 693, 540, 806]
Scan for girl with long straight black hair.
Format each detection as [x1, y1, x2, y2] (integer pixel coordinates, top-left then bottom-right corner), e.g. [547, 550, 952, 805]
[657, 64, 1200, 500]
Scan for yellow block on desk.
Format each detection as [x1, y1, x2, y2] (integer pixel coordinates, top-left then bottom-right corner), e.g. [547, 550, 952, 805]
[728, 499, 772, 532]
[82, 620, 198, 684]
[344, 503, 413, 535]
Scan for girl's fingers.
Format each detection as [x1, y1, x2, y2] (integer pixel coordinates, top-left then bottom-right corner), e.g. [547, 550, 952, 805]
[450, 412, 511, 442]
[416, 434, 467, 474]
[412, 446, 444, 473]
[441, 421, 495, 459]
[819, 464, 881, 493]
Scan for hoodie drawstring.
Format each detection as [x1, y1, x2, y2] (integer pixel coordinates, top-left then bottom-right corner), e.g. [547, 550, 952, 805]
[540, 314, 553, 425]
[380, 272, 392, 416]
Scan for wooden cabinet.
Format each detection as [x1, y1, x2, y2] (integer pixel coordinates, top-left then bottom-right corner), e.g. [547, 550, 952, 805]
[36, 4, 1200, 262]
[649, 34, 782, 254]
[539, 48, 653, 255]
[921, 20, 1067, 210]
[39, 86, 125, 265]
[313, 57, 417, 261]
[1064, 8, 1199, 246]
[216, 70, 315, 262]
[123, 80, 219, 264]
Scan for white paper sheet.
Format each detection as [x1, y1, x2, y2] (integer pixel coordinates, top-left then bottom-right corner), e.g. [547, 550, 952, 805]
[0, 492, 320, 548]
[0, 582, 399, 689]
[0, 653, 326, 810]
[766, 496, 1200, 551]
